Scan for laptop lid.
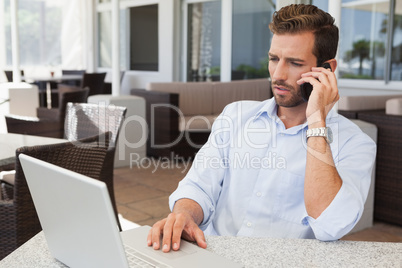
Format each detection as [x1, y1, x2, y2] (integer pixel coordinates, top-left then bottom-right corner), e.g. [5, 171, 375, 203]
[20, 153, 130, 268]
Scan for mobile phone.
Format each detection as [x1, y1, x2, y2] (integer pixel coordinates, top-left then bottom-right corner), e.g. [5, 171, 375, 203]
[300, 62, 332, 102]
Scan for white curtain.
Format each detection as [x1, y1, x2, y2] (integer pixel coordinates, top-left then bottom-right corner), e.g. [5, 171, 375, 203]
[61, 0, 93, 70]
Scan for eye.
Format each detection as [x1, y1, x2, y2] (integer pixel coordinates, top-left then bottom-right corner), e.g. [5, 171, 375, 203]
[269, 57, 278, 62]
[291, 62, 303, 67]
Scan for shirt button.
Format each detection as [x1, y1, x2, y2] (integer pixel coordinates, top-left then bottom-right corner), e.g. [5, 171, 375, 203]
[256, 192, 262, 197]
[246, 222, 252, 227]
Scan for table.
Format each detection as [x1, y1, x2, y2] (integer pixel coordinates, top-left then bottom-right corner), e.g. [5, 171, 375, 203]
[0, 133, 66, 171]
[0, 133, 66, 160]
[1, 230, 401, 267]
[24, 74, 83, 84]
[24, 75, 83, 108]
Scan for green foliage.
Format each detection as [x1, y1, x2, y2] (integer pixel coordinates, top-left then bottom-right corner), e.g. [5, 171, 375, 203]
[235, 58, 269, 79]
[209, 66, 220, 75]
[4, 2, 62, 65]
[341, 73, 373, 79]
[344, 39, 385, 76]
[344, 39, 370, 63]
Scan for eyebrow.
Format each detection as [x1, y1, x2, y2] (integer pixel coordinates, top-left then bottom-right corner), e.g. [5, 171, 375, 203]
[268, 52, 306, 63]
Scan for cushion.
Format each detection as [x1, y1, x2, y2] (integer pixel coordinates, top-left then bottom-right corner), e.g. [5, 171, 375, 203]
[386, 98, 402, 115]
[212, 78, 271, 114]
[179, 115, 217, 132]
[147, 82, 214, 116]
[338, 94, 402, 111]
[0, 170, 16, 186]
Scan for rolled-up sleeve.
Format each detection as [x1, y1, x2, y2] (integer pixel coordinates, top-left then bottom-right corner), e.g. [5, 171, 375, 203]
[169, 179, 216, 229]
[168, 107, 232, 230]
[302, 125, 377, 241]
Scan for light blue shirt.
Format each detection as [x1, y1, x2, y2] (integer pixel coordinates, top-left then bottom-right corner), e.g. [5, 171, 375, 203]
[169, 98, 376, 241]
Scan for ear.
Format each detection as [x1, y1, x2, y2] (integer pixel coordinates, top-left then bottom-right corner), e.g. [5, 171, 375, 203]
[325, 59, 337, 72]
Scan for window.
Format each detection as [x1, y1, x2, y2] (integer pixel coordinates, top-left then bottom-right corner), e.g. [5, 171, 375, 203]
[97, 8, 127, 69]
[97, 3, 158, 72]
[232, 0, 274, 80]
[185, 1, 221, 81]
[390, 1, 402, 81]
[129, 4, 158, 71]
[98, 11, 112, 68]
[3, 0, 62, 67]
[339, 0, 388, 80]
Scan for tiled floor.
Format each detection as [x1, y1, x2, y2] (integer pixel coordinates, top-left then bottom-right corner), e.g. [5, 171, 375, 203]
[114, 161, 187, 227]
[114, 162, 402, 242]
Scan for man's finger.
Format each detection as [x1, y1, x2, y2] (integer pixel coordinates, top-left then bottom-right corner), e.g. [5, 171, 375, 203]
[161, 213, 177, 252]
[171, 218, 186, 251]
[149, 219, 166, 250]
[194, 227, 207, 249]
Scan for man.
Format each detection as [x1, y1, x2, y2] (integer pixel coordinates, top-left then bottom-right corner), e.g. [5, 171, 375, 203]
[148, 4, 376, 252]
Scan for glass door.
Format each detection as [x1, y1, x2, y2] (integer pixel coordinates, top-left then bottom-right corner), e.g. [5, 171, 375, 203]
[182, 0, 221, 82]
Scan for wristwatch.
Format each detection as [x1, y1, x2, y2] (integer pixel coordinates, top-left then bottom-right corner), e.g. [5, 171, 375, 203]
[306, 127, 333, 144]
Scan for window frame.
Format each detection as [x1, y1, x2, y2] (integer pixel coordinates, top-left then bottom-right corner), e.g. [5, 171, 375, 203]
[96, 0, 160, 74]
[337, 0, 402, 91]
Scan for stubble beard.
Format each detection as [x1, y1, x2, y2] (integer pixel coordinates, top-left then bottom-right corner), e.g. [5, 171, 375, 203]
[272, 81, 305, 108]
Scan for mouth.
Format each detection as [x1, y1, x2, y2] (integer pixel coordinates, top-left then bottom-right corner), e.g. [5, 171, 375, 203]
[274, 86, 291, 95]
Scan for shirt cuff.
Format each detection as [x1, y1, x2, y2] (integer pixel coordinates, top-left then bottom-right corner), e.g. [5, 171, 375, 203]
[301, 183, 362, 241]
[169, 184, 215, 230]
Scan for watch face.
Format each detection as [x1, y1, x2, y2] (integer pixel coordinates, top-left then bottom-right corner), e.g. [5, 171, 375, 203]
[327, 127, 333, 144]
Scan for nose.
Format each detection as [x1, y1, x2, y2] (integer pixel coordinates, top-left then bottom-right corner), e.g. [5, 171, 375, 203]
[271, 62, 288, 82]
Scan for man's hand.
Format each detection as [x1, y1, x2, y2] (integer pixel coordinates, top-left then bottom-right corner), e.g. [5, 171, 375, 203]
[296, 63, 343, 218]
[297, 64, 339, 126]
[147, 199, 207, 252]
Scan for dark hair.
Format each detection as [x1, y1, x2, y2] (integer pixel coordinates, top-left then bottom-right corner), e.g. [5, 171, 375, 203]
[269, 4, 339, 66]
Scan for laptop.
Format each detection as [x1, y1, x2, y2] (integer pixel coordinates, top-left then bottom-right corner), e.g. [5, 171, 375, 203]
[19, 154, 243, 268]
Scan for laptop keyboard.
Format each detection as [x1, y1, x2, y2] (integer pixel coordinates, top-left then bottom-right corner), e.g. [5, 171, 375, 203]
[125, 245, 156, 267]
[125, 245, 171, 268]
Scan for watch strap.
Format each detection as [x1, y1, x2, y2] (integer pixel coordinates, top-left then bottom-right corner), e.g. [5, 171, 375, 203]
[306, 127, 332, 143]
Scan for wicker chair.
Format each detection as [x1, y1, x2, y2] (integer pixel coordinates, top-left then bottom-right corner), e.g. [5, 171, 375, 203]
[81, 72, 106, 96]
[48, 70, 85, 91]
[0, 133, 110, 260]
[5, 86, 89, 138]
[103, 71, 125, 94]
[64, 102, 127, 231]
[4, 70, 24, 82]
[61, 69, 85, 87]
[47, 83, 87, 108]
[358, 111, 402, 226]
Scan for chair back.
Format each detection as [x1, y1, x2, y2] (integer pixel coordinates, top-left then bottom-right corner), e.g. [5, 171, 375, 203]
[103, 71, 125, 94]
[81, 72, 106, 96]
[58, 87, 90, 121]
[64, 102, 127, 148]
[64, 102, 127, 231]
[4, 70, 24, 82]
[4, 71, 12, 82]
[0, 134, 110, 260]
[5, 87, 90, 139]
[61, 70, 85, 86]
[62, 69, 86, 75]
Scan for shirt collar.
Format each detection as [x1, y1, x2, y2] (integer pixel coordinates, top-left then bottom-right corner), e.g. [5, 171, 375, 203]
[254, 97, 277, 121]
[253, 97, 338, 128]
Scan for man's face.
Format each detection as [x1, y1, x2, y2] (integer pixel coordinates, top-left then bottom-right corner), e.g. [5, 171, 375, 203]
[268, 32, 317, 108]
